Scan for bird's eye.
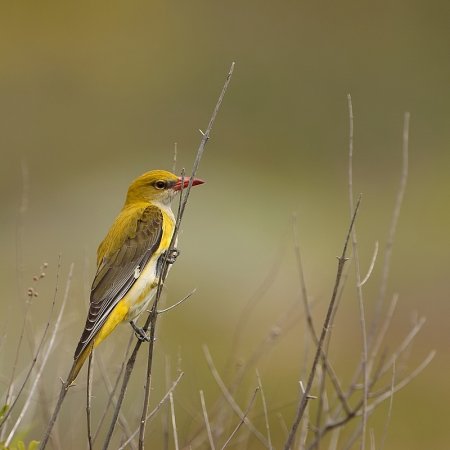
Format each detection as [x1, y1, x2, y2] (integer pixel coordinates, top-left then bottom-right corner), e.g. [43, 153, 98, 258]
[154, 180, 166, 190]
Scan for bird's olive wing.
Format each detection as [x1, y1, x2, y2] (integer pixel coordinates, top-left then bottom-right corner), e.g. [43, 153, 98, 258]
[74, 206, 163, 359]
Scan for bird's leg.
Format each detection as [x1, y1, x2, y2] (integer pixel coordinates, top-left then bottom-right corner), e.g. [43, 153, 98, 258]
[165, 248, 180, 264]
[130, 321, 151, 342]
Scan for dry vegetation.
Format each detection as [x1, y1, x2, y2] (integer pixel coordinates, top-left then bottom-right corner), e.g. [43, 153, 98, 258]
[0, 64, 434, 450]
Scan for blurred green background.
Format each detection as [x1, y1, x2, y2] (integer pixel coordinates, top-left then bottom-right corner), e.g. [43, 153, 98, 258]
[0, 1, 449, 449]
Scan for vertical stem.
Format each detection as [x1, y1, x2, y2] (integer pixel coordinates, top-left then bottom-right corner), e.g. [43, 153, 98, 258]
[347, 93, 368, 450]
[283, 198, 361, 450]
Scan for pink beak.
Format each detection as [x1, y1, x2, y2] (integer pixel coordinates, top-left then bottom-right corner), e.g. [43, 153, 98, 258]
[173, 176, 205, 191]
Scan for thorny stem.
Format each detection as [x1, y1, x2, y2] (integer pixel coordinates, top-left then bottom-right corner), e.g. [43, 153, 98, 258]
[292, 214, 351, 416]
[219, 387, 260, 450]
[283, 196, 361, 450]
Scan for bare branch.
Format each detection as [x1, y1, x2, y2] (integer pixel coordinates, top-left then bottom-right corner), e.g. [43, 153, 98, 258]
[256, 370, 273, 450]
[117, 372, 184, 450]
[170, 392, 179, 450]
[157, 289, 196, 314]
[93, 334, 135, 446]
[200, 390, 216, 450]
[3, 159, 30, 435]
[347, 93, 368, 450]
[0, 258, 61, 431]
[292, 213, 351, 415]
[203, 345, 269, 448]
[13, 263, 74, 448]
[377, 317, 426, 381]
[283, 196, 362, 450]
[379, 359, 396, 450]
[358, 241, 379, 287]
[220, 387, 260, 450]
[370, 112, 410, 341]
[365, 351, 435, 412]
[172, 142, 178, 173]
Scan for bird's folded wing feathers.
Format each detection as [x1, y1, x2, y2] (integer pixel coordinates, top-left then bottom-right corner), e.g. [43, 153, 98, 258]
[74, 205, 163, 359]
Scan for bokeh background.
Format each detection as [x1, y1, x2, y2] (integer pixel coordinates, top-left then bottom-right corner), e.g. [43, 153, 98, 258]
[1, 1, 449, 449]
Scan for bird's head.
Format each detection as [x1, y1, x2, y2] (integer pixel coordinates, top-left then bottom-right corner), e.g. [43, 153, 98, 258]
[125, 169, 205, 205]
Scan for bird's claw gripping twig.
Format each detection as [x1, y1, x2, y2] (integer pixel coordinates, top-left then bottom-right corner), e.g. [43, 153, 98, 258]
[165, 248, 180, 264]
[130, 321, 151, 342]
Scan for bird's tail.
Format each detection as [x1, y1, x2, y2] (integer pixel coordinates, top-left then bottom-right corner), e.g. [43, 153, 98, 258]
[66, 341, 94, 385]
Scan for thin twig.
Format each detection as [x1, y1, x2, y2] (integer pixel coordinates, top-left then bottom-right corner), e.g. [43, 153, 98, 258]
[13, 263, 74, 448]
[117, 372, 184, 450]
[277, 413, 289, 439]
[200, 390, 216, 450]
[138, 307, 158, 450]
[187, 299, 300, 449]
[283, 196, 362, 450]
[327, 327, 401, 441]
[327, 428, 341, 450]
[292, 213, 351, 415]
[256, 370, 273, 450]
[343, 294, 399, 409]
[342, 421, 365, 450]
[102, 327, 146, 450]
[358, 241, 379, 287]
[367, 294, 398, 374]
[298, 402, 310, 450]
[307, 349, 434, 450]
[93, 334, 135, 446]
[369, 429, 376, 450]
[220, 388, 260, 450]
[170, 392, 179, 450]
[203, 345, 269, 448]
[162, 357, 171, 450]
[379, 359, 396, 450]
[2, 160, 30, 436]
[370, 112, 410, 342]
[172, 142, 178, 173]
[157, 289, 196, 314]
[365, 351, 435, 412]
[377, 317, 426, 380]
[347, 93, 368, 450]
[0, 258, 61, 431]
[313, 363, 327, 450]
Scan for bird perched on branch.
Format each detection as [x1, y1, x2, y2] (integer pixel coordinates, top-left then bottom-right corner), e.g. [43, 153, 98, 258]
[67, 169, 204, 384]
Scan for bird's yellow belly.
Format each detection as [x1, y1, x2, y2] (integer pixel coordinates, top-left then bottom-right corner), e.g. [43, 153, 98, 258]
[124, 221, 176, 321]
[93, 258, 160, 349]
[123, 256, 160, 321]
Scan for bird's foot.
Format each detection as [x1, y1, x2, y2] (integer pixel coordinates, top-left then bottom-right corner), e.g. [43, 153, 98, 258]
[165, 248, 180, 264]
[130, 321, 151, 342]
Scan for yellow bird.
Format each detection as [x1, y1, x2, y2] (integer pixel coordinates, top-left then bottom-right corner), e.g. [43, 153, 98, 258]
[67, 169, 204, 384]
